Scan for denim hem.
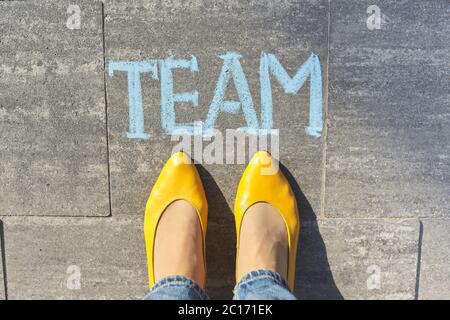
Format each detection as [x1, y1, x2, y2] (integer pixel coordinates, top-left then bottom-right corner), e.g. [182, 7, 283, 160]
[148, 275, 209, 300]
[233, 269, 290, 294]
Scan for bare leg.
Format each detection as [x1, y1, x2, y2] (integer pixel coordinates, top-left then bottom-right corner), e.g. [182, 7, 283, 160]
[237, 202, 288, 281]
[153, 200, 205, 287]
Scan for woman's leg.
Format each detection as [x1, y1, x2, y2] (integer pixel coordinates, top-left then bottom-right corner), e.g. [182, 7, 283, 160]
[144, 200, 207, 300]
[234, 203, 296, 300]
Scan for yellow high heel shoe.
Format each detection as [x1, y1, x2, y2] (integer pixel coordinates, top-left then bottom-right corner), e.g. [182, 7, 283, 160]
[234, 151, 300, 291]
[144, 152, 208, 288]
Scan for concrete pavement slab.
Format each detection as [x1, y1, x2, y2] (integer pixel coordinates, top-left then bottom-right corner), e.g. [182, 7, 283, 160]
[296, 218, 420, 300]
[325, 0, 450, 218]
[2, 216, 147, 299]
[105, 0, 329, 220]
[1, 216, 419, 299]
[0, 0, 436, 300]
[0, 0, 109, 216]
[418, 219, 450, 299]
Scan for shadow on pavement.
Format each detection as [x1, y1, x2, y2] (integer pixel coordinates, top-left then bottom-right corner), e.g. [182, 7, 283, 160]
[197, 162, 343, 300]
[196, 164, 236, 299]
[280, 163, 343, 300]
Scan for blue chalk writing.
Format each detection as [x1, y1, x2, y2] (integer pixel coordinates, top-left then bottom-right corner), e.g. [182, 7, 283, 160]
[160, 56, 200, 134]
[108, 61, 158, 140]
[203, 52, 259, 134]
[108, 52, 323, 140]
[260, 53, 323, 138]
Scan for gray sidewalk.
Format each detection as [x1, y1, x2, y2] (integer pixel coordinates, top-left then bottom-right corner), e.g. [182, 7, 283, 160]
[0, 0, 449, 299]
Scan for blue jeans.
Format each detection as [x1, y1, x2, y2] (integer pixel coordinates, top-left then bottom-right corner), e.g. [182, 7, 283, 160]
[144, 269, 296, 300]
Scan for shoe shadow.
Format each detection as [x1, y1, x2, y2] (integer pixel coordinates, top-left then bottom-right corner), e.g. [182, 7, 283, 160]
[196, 164, 236, 299]
[0, 221, 7, 299]
[280, 163, 343, 300]
[197, 162, 343, 300]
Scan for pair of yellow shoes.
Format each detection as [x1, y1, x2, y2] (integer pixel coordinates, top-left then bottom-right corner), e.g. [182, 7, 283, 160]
[144, 151, 300, 291]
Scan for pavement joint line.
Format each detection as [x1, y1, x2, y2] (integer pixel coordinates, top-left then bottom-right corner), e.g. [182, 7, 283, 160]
[0, 216, 421, 222]
[0, 215, 427, 221]
[414, 220, 424, 300]
[0, 214, 117, 219]
[320, 0, 332, 218]
[306, 215, 422, 220]
[0, 221, 7, 300]
[101, 0, 113, 218]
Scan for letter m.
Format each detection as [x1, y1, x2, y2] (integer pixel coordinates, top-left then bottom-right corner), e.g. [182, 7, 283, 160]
[260, 53, 323, 138]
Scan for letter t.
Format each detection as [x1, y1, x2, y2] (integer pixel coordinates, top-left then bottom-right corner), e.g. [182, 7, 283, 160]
[108, 61, 158, 139]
